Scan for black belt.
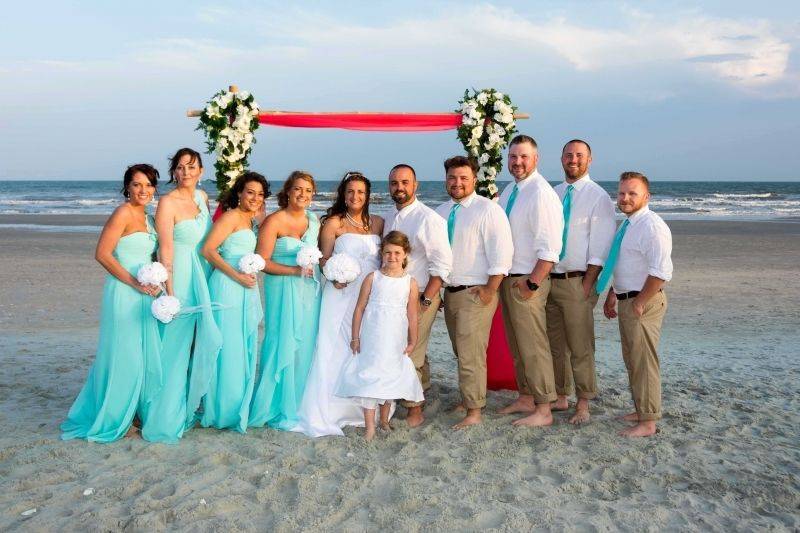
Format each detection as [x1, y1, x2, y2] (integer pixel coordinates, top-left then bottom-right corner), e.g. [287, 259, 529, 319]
[616, 289, 662, 300]
[508, 273, 529, 277]
[551, 271, 585, 279]
[445, 285, 475, 293]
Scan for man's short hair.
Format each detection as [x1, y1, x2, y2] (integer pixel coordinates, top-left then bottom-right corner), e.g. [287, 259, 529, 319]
[444, 155, 478, 176]
[619, 171, 650, 191]
[509, 135, 538, 149]
[562, 139, 592, 155]
[389, 163, 416, 181]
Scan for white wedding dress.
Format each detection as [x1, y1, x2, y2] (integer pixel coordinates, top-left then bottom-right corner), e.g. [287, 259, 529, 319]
[291, 233, 387, 437]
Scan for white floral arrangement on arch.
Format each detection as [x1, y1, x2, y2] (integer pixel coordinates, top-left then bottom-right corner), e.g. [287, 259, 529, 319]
[197, 89, 261, 199]
[456, 88, 518, 199]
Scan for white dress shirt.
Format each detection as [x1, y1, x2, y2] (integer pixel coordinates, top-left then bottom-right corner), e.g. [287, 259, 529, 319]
[435, 192, 513, 286]
[384, 198, 452, 289]
[498, 170, 564, 273]
[613, 205, 673, 293]
[553, 175, 616, 273]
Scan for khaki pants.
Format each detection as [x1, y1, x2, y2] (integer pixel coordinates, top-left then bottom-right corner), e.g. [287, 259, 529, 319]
[443, 288, 498, 409]
[499, 276, 557, 404]
[400, 292, 441, 408]
[618, 291, 667, 421]
[545, 276, 599, 400]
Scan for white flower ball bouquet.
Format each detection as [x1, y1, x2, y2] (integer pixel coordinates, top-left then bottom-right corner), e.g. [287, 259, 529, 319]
[151, 295, 181, 324]
[296, 245, 323, 269]
[238, 252, 266, 274]
[322, 252, 361, 285]
[137, 261, 168, 290]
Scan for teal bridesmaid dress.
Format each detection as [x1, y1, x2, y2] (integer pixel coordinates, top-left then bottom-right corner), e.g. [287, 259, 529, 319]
[249, 212, 321, 430]
[61, 216, 162, 443]
[140, 190, 222, 443]
[201, 224, 263, 432]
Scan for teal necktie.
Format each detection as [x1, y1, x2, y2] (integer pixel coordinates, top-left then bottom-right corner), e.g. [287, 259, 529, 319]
[504, 184, 519, 217]
[559, 184, 575, 260]
[447, 203, 461, 245]
[595, 218, 630, 294]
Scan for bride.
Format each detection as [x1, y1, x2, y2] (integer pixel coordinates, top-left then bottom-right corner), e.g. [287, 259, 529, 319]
[292, 171, 386, 437]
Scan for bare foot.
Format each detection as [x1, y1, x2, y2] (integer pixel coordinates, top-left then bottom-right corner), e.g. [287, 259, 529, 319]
[365, 427, 376, 441]
[619, 421, 657, 438]
[512, 409, 553, 427]
[552, 396, 570, 411]
[452, 409, 482, 430]
[618, 412, 639, 422]
[379, 421, 394, 431]
[451, 402, 466, 413]
[498, 395, 536, 414]
[124, 426, 141, 439]
[569, 409, 591, 425]
[406, 406, 425, 428]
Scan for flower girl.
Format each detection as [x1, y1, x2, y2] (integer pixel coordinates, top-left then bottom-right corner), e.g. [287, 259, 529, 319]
[335, 231, 424, 441]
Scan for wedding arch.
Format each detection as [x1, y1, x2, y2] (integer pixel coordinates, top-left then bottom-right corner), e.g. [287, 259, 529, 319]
[186, 84, 530, 391]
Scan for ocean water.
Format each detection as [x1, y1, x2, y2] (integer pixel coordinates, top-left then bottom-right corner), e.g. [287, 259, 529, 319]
[1, 180, 799, 221]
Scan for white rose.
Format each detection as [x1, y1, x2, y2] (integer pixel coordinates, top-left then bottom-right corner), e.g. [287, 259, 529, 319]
[238, 90, 250, 100]
[486, 167, 497, 177]
[238, 252, 266, 274]
[477, 92, 489, 105]
[477, 168, 486, 180]
[494, 92, 504, 100]
[487, 182, 499, 195]
[479, 153, 490, 164]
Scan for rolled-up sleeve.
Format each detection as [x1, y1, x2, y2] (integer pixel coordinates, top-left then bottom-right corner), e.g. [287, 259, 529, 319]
[423, 214, 453, 283]
[645, 220, 673, 281]
[529, 190, 563, 263]
[588, 193, 617, 267]
[484, 204, 513, 276]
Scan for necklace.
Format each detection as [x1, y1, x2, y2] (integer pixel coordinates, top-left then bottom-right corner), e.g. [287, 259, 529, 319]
[345, 211, 370, 231]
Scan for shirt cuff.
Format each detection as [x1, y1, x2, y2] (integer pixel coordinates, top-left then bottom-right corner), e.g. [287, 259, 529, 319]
[487, 266, 510, 276]
[648, 268, 672, 281]
[587, 257, 605, 267]
[536, 250, 561, 263]
[429, 268, 451, 284]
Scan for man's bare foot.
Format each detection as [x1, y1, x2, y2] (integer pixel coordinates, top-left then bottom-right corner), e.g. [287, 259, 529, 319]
[452, 409, 482, 430]
[512, 411, 553, 427]
[365, 427, 376, 441]
[618, 412, 639, 422]
[406, 406, 425, 428]
[498, 395, 536, 414]
[552, 396, 570, 411]
[379, 421, 394, 431]
[569, 409, 591, 424]
[620, 421, 657, 437]
[451, 402, 466, 413]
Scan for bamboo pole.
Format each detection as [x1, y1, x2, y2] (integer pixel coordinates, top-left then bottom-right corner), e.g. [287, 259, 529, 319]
[187, 108, 530, 119]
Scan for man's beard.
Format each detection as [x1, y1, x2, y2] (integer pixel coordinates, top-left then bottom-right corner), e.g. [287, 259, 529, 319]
[391, 192, 410, 204]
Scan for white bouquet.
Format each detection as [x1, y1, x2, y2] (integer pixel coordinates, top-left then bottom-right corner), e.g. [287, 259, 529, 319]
[322, 253, 361, 284]
[137, 262, 168, 287]
[151, 295, 181, 324]
[238, 253, 266, 274]
[296, 245, 323, 269]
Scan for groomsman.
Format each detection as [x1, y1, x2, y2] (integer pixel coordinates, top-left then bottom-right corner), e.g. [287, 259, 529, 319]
[435, 156, 513, 429]
[496, 135, 565, 427]
[384, 163, 452, 428]
[601, 172, 672, 437]
[547, 139, 616, 424]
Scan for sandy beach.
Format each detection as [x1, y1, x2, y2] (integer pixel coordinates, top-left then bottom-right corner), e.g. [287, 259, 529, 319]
[1, 216, 799, 531]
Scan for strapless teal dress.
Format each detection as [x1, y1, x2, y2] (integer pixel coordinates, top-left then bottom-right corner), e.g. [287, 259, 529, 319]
[249, 212, 321, 430]
[61, 216, 162, 443]
[140, 190, 222, 443]
[201, 226, 263, 432]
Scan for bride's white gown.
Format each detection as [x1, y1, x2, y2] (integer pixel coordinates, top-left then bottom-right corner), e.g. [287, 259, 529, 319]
[291, 233, 389, 437]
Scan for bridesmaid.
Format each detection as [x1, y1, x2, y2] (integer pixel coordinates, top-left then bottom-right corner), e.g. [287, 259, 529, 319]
[249, 171, 322, 430]
[61, 164, 163, 443]
[200, 172, 269, 432]
[142, 148, 222, 443]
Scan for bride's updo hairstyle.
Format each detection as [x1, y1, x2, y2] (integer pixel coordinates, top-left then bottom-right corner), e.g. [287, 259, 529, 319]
[381, 230, 411, 269]
[121, 164, 159, 198]
[322, 171, 372, 227]
[277, 170, 316, 208]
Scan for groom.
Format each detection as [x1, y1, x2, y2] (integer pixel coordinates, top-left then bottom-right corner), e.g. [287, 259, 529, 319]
[436, 156, 513, 429]
[383, 164, 452, 427]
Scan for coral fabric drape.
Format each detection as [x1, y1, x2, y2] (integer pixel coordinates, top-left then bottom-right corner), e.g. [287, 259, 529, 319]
[258, 113, 463, 132]
[487, 307, 518, 391]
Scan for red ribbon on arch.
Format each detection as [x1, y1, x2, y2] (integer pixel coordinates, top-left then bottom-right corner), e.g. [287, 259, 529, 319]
[258, 112, 463, 132]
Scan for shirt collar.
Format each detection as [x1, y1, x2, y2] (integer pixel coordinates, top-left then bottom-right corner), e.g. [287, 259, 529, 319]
[626, 204, 651, 225]
[515, 169, 542, 190]
[395, 197, 421, 219]
[455, 191, 478, 208]
[565, 174, 592, 191]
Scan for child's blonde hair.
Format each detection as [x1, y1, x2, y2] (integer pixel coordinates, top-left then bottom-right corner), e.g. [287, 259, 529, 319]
[381, 231, 411, 269]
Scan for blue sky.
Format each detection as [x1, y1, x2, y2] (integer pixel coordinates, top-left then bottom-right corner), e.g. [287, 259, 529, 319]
[1, 1, 799, 181]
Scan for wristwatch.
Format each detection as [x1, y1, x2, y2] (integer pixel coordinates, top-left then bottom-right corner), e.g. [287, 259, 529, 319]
[526, 279, 539, 292]
[420, 294, 433, 307]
